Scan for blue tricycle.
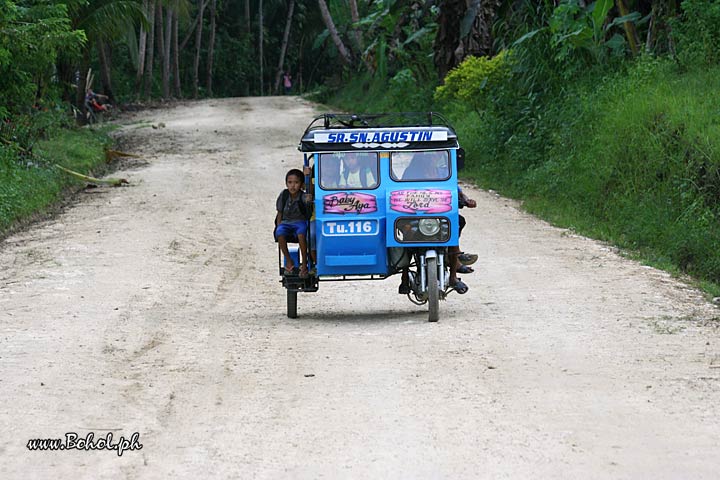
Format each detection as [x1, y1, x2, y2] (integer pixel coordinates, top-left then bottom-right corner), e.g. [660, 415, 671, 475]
[279, 112, 467, 322]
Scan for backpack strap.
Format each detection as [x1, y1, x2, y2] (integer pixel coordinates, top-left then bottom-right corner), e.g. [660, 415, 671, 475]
[277, 189, 290, 225]
[298, 193, 309, 219]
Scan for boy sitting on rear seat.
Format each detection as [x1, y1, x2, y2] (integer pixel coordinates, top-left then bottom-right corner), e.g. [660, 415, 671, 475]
[275, 169, 311, 278]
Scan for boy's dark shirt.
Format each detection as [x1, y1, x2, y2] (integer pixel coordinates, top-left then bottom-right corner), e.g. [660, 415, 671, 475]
[276, 190, 307, 223]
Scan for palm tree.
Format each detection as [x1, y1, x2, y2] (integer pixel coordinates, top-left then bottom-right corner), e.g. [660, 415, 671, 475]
[172, 0, 181, 97]
[144, 0, 156, 98]
[160, 1, 172, 98]
[348, 0, 362, 52]
[259, 0, 264, 95]
[67, 0, 146, 110]
[317, 0, 352, 66]
[205, 0, 217, 95]
[136, 0, 150, 96]
[273, 0, 295, 94]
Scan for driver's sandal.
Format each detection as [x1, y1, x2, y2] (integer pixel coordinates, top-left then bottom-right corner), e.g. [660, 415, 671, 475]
[450, 279, 469, 294]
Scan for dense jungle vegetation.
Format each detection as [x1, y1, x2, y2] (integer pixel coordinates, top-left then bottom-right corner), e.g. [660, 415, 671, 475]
[1, 0, 720, 291]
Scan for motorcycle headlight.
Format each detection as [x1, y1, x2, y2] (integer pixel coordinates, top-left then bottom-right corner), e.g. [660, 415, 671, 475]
[394, 217, 450, 243]
[418, 218, 441, 236]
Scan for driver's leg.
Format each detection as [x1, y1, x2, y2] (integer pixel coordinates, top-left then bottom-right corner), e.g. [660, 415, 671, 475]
[398, 268, 410, 294]
[449, 215, 469, 293]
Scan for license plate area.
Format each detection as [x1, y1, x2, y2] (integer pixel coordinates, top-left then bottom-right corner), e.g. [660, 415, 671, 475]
[322, 219, 378, 236]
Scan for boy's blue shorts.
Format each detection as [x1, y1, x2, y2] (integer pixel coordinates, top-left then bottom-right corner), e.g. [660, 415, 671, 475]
[275, 220, 308, 239]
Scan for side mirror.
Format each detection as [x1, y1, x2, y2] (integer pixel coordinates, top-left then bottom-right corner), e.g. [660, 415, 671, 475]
[456, 148, 465, 171]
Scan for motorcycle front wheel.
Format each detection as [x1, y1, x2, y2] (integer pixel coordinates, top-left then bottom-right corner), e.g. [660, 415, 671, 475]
[427, 257, 439, 322]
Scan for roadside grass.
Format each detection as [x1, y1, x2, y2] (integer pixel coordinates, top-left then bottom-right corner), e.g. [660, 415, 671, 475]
[0, 126, 113, 235]
[526, 63, 720, 294]
[317, 71, 434, 113]
[328, 59, 720, 298]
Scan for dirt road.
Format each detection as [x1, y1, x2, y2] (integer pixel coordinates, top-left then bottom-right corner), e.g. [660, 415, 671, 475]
[1, 97, 719, 479]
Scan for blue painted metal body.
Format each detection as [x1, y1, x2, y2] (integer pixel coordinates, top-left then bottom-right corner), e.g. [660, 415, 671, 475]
[307, 150, 460, 277]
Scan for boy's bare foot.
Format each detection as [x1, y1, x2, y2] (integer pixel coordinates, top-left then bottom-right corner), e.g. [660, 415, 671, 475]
[284, 261, 296, 275]
[299, 265, 309, 279]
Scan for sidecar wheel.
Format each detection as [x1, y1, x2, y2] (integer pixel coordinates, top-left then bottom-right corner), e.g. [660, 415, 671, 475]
[427, 257, 439, 322]
[287, 290, 298, 318]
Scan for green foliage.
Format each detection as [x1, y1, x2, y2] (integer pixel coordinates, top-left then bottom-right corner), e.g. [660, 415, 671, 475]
[316, 0, 438, 85]
[429, 0, 720, 289]
[69, 0, 147, 41]
[434, 51, 511, 114]
[322, 65, 434, 113]
[672, 0, 720, 68]
[316, 0, 440, 110]
[0, 1, 85, 116]
[0, 143, 61, 232]
[386, 68, 433, 111]
[512, 0, 629, 81]
[449, 57, 720, 285]
[212, 32, 255, 97]
[0, 125, 111, 234]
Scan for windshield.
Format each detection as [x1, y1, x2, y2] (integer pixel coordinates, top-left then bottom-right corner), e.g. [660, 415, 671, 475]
[319, 152, 379, 190]
[391, 150, 450, 182]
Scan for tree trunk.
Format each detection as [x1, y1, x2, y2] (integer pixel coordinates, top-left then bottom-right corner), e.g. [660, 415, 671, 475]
[162, 4, 173, 98]
[274, 0, 295, 94]
[350, 0, 375, 73]
[193, 0, 206, 97]
[259, 0, 264, 95]
[76, 51, 91, 124]
[156, 1, 165, 73]
[179, 0, 210, 52]
[206, 0, 217, 96]
[57, 60, 75, 104]
[434, 0, 500, 80]
[298, 35, 304, 93]
[97, 40, 115, 102]
[641, 0, 678, 54]
[616, 0, 640, 56]
[307, 37, 328, 90]
[173, 0, 181, 97]
[317, 0, 353, 66]
[244, 0, 251, 95]
[136, 0, 149, 97]
[349, 0, 362, 52]
[646, 3, 656, 52]
[245, 0, 251, 35]
[144, 0, 157, 99]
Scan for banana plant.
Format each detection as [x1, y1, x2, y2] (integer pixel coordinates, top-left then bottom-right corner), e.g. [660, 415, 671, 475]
[63, 0, 146, 113]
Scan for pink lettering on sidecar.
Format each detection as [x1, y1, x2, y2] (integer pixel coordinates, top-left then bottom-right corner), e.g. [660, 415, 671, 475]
[323, 192, 378, 214]
[390, 189, 453, 214]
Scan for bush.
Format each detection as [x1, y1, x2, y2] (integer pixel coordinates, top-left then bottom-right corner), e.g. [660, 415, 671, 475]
[511, 59, 720, 283]
[0, 125, 111, 234]
[387, 69, 434, 111]
[438, 52, 720, 285]
[673, 0, 720, 68]
[434, 51, 511, 115]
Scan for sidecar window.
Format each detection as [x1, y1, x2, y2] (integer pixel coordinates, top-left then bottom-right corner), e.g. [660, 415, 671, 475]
[319, 152, 379, 190]
[391, 150, 450, 181]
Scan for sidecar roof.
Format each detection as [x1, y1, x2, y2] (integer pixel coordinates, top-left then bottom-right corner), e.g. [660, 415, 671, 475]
[298, 112, 459, 153]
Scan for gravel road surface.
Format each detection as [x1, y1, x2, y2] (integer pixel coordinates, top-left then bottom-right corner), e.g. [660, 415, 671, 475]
[1, 97, 719, 479]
